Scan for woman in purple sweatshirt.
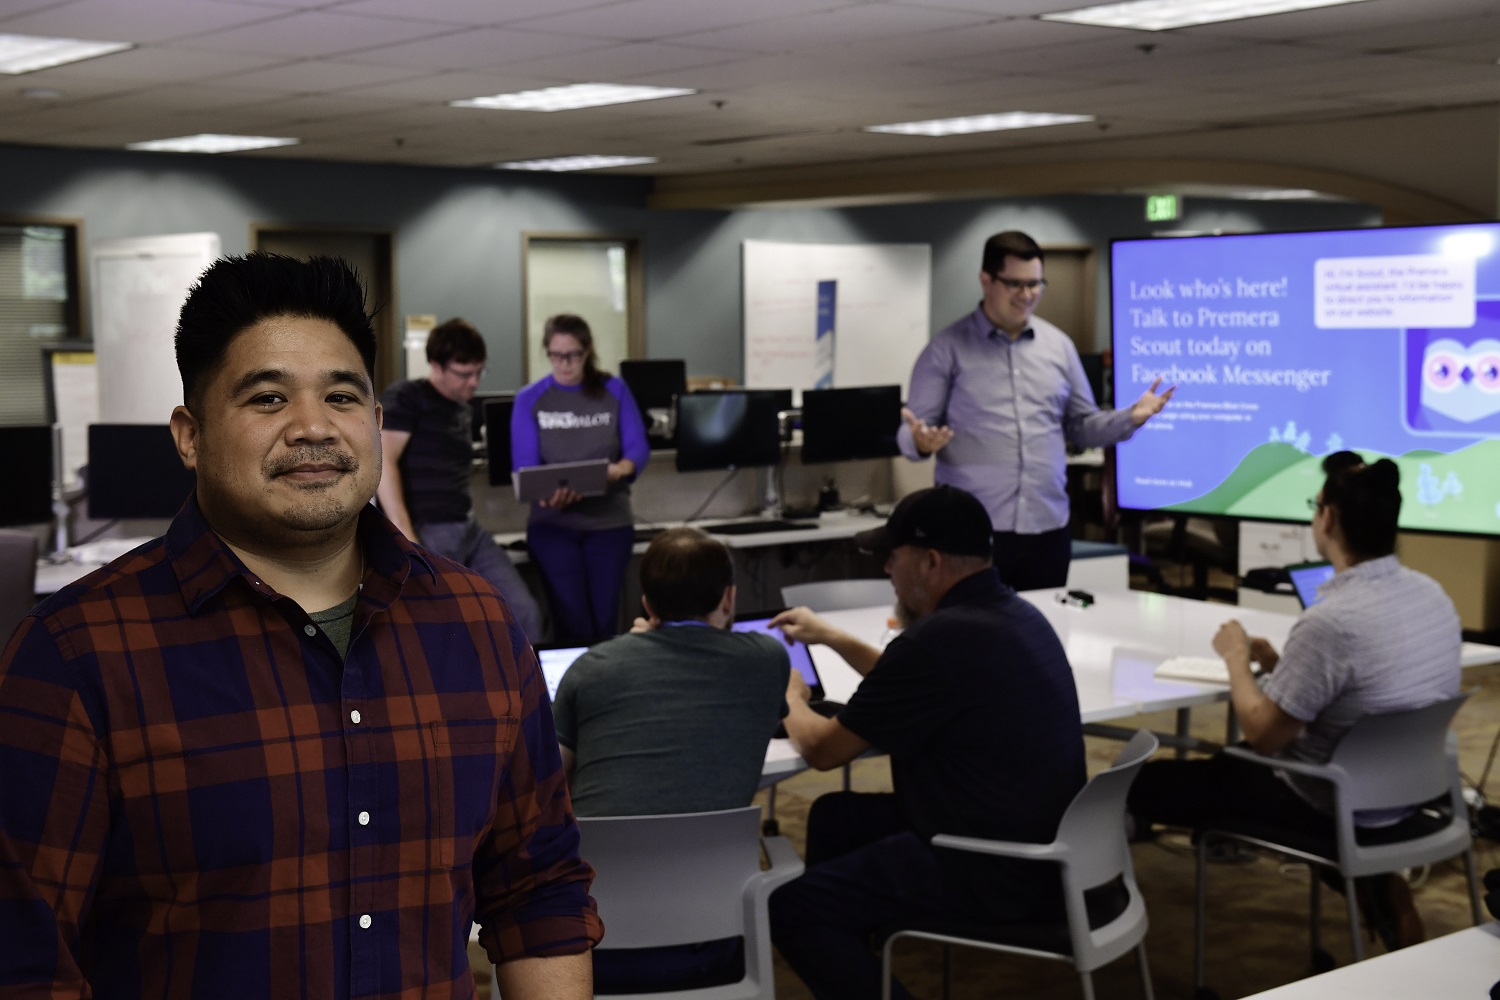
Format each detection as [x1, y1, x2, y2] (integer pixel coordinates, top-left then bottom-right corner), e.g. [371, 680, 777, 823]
[512, 314, 650, 642]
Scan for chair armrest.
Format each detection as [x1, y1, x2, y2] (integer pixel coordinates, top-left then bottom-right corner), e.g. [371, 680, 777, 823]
[931, 833, 1061, 861]
[754, 835, 806, 894]
[1221, 744, 1348, 783]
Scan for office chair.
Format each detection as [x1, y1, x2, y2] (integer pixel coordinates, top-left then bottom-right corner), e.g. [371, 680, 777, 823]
[781, 578, 895, 613]
[880, 730, 1159, 1000]
[1193, 693, 1483, 999]
[0, 530, 39, 644]
[575, 805, 803, 1000]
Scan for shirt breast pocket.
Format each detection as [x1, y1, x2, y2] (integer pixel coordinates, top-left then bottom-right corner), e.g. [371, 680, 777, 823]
[430, 717, 518, 870]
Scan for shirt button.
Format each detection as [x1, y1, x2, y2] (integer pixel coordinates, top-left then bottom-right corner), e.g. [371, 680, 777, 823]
[358, 811, 370, 826]
[350, 710, 362, 725]
[359, 914, 372, 930]
[304, 624, 317, 636]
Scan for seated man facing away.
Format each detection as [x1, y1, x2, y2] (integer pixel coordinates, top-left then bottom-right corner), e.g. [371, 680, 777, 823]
[552, 526, 791, 991]
[1128, 450, 1461, 950]
[767, 485, 1086, 1000]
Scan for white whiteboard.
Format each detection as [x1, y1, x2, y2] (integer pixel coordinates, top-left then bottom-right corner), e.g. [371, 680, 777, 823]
[742, 240, 930, 395]
[91, 232, 221, 423]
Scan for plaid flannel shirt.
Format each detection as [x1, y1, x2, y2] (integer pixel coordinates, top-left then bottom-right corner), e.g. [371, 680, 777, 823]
[0, 498, 601, 998]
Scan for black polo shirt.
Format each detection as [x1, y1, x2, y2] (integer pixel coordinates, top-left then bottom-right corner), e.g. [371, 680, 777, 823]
[837, 567, 1085, 907]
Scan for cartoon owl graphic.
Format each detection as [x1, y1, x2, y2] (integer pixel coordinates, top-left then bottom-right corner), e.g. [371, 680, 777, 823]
[1420, 337, 1500, 424]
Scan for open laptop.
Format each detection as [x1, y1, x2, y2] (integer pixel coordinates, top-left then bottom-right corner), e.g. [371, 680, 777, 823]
[535, 643, 591, 702]
[1286, 560, 1336, 608]
[731, 611, 840, 717]
[513, 459, 609, 503]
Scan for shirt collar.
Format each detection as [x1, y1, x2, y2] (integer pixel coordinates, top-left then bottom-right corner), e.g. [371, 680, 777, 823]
[1321, 553, 1400, 597]
[165, 495, 436, 615]
[936, 565, 1011, 611]
[971, 303, 1033, 342]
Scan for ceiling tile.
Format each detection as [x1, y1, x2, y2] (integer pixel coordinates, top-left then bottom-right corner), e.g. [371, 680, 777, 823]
[0, 0, 279, 42]
[215, 59, 439, 93]
[178, 9, 459, 58]
[338, 0, 620, 27]
[16, 45, 290, 84]
[669, 3, 1000, 54]
[505, 0, 857, 42]
[340, 26, 611, 70]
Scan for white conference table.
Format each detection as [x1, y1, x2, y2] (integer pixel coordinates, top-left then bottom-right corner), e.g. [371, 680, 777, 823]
[1240, 922, 1500, 998]
[760, 588, 1500, 785]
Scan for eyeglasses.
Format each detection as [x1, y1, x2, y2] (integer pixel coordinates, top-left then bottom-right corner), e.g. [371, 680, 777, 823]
[547, 349, 586, 363]
[989, 274, 1048, 292]
[1306, 497, 1325, 512]
[443, 364, 486, 381]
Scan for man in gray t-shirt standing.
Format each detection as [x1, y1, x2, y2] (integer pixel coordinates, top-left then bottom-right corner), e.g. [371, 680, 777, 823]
[552, 527, 788, 816]
[376, 318, 543, 641]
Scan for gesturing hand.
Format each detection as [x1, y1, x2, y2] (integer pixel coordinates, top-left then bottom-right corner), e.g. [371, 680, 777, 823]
[1129, 377, 1175, 427]
[901, 407, 955, 457]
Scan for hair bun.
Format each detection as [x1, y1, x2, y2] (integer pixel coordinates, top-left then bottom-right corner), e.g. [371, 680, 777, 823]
[1367, 458, 1400, 491]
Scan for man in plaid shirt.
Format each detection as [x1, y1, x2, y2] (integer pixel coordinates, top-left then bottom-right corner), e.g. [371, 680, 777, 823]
[0, 253, 601, 998]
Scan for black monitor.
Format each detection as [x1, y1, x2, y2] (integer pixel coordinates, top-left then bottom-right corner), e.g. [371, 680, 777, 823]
[469, 391, 512, 443]
[1078, 352, 1109, 407]
[87, 424, 196, 520]
[800, 385, 903, 464]
[619, 359, 686, 447]
[0, 425, 54, 527]
[675, 390, 788, 472]
[484, 396, 516, 487]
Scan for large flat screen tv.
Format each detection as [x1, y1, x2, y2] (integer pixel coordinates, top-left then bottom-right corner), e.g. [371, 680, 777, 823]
[675, 389, 789, 472]
[1111, 222, 1500, 536]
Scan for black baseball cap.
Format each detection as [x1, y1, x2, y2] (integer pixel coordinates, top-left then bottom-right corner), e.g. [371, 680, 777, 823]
[854, 485, 994, 558]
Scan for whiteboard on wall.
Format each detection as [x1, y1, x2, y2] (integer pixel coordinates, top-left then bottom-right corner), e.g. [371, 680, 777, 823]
[91, 232, 221, 424]
[742, 240, 930, 395]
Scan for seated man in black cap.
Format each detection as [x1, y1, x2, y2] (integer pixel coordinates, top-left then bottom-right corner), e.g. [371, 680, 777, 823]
[767, 485, 1086, 1000]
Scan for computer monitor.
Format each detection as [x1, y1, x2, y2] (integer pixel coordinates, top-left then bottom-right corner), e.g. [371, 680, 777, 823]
[799, 385, 902, 464]
[87, 424, 196, 520]
[484, 395, 516, 487]
[1287, 560, 1336, 608]
[675, 389, 789, 472]
[619, 359, 686, 448]
[469, 391, 512, 443]
[0, 425, 54, 527]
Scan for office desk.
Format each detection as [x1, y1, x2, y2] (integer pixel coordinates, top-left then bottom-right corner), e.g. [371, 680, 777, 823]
[759, 590, 1500, 784]
[1240, 922, 1500, 999]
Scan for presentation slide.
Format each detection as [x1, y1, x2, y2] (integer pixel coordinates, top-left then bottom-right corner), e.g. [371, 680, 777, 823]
[1112, 223, 1500, 536]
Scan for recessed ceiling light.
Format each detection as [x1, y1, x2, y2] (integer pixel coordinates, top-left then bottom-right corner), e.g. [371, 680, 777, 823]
[496, 155, 658, 172]
[451, 83, 696, 112]
[1237, 188, 1327, 199]
[125, 134, 300, 154]
[1041, 0, 1375, 32]
[0, 32, 133, 74]
[864, 112, 1094, 137]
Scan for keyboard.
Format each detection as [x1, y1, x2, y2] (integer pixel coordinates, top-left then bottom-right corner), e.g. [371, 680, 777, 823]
[1153, 656, 1231, 684]
[704, 520, 818, 536]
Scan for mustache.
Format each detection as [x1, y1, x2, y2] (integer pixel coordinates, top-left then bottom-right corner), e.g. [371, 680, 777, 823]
[267, 447, 358, 477]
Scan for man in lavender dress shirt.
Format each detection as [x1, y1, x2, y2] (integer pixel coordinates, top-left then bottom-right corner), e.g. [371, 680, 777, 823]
[899, 231, 1174, 590]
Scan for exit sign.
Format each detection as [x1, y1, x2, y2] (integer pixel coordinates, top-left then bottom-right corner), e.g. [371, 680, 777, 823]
[1146, 194, 1180, 222]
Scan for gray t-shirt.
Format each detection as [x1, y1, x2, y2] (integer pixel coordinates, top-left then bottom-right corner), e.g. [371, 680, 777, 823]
[553, 624, 790, 816]
[1261, 554, 1461, 818]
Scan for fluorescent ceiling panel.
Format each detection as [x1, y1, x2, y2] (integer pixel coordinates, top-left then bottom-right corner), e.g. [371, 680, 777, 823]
[126, 134, 301, 153]
[1040, 0, 1375, 32]
[450, 83, 696, 112]
[864, 112, 1093, 136]
[0, 32, 133, 74]
[497, 155, 658, 171]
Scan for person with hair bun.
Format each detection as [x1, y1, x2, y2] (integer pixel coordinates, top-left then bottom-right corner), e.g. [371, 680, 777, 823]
[1128, 450, 1461, 952]
[512, 314, 649, 642]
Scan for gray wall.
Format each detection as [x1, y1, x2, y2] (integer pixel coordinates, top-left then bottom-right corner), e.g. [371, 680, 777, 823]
[0, 143, 1380, 387]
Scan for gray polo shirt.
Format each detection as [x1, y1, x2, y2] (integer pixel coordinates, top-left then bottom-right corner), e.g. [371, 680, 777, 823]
[1261, 554, 1461, 818]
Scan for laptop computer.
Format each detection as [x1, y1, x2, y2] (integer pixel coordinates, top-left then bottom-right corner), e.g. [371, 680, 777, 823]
[731, 611, 839, 715]
[513, 459, 610, 503]
[535, 643, 592, 702]
[1286, 560, 1336, 609]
